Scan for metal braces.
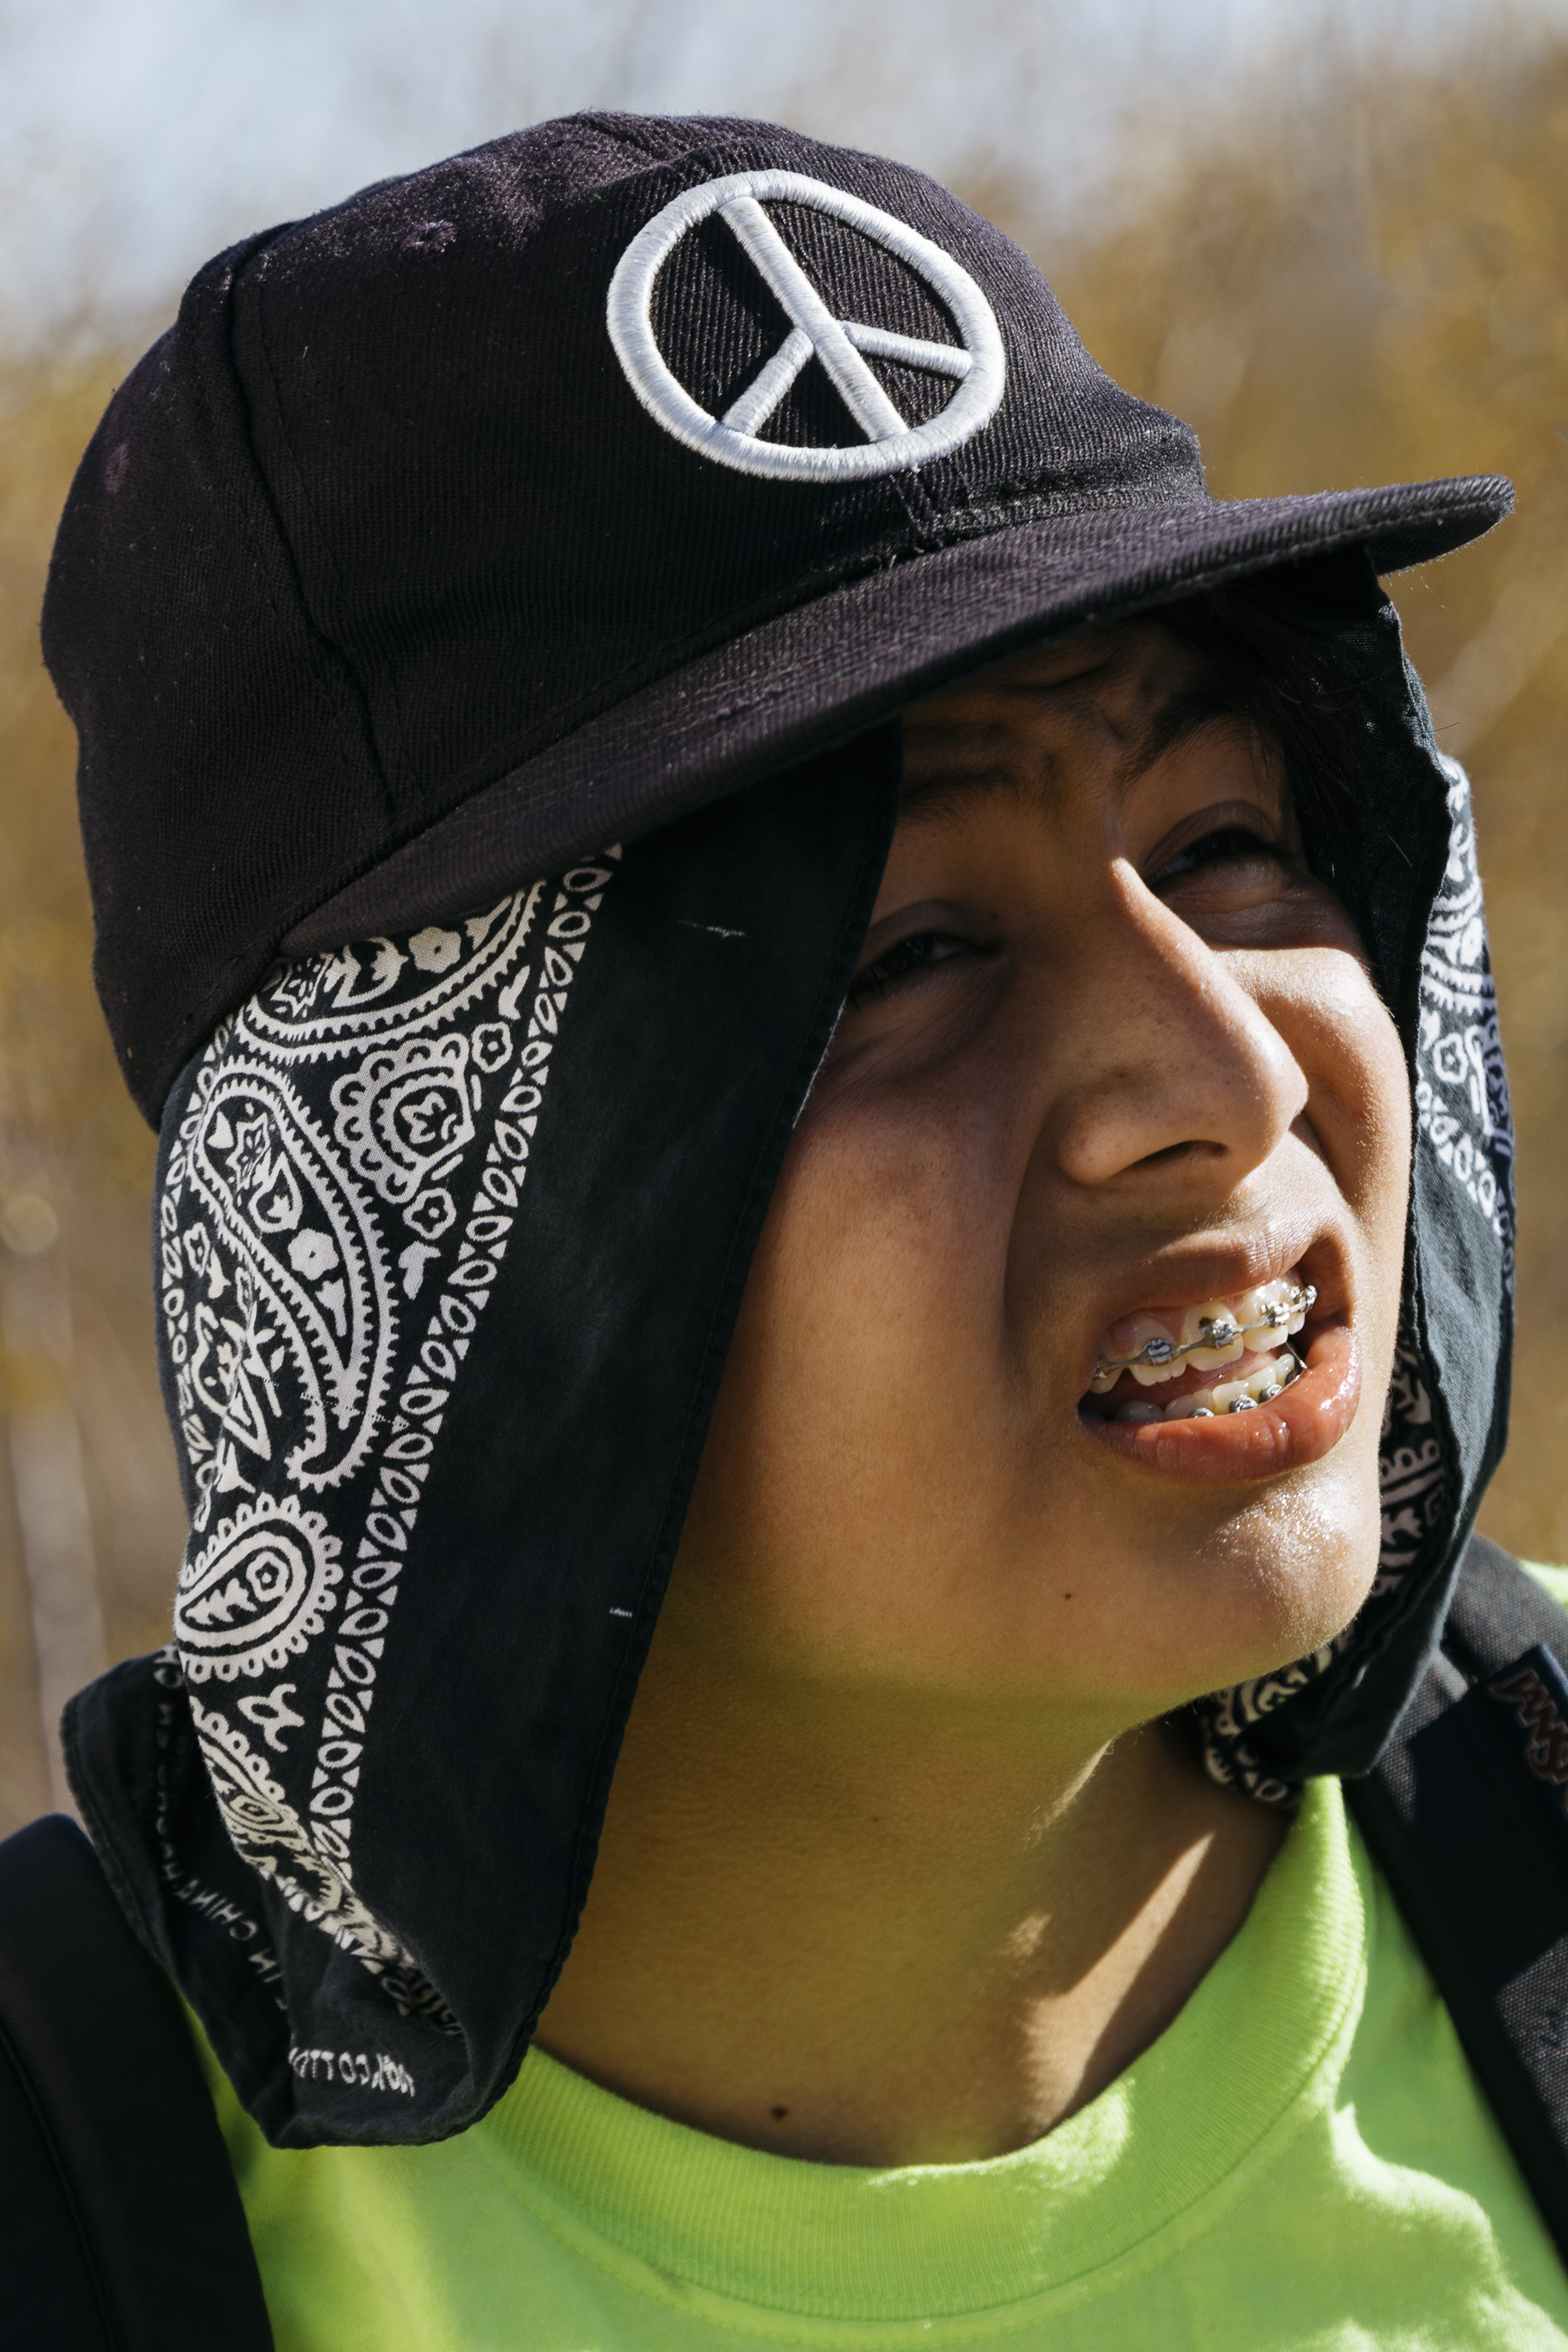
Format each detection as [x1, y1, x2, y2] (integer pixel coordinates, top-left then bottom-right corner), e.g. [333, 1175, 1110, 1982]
[1094, 1281, 1317, 1381]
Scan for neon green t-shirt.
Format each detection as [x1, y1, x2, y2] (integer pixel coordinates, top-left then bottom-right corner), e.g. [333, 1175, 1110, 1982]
[198, 1572, 1568, 2350]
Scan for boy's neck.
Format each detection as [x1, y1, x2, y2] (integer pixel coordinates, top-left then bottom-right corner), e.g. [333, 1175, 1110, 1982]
[534, 1615, 1287, 2168]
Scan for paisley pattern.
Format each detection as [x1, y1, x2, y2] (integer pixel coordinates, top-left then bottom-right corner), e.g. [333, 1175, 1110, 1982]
[1199, 761, 1512, 1803]
[157, 858, 618, 2005]
[173, 1493, 342, 1680]
[187, 1686, 439, 2009]
[1417, 757, 1515, 1273]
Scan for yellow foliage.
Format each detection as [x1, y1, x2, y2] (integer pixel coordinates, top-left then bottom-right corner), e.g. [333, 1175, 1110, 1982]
[0, 348, 183, 1823]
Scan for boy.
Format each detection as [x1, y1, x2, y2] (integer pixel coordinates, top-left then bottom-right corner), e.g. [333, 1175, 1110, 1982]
[14, 110, 1557, 2347]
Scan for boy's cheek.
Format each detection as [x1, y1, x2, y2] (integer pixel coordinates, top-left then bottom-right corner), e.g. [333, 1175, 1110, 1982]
[1257, 953, 1412, 1207]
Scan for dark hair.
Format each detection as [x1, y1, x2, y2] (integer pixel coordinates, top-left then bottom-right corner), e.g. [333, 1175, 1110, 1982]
[898, 553, 1377, 920]
[1157, 566, 1371, 891]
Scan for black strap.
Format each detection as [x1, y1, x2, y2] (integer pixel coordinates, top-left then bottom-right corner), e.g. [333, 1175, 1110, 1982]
[0, 1813, 273, 2351]
[1348, 1533, 1568, 2266]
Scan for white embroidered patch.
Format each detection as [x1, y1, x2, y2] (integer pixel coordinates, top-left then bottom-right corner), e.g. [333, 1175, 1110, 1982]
[607, 169, 1006, 483]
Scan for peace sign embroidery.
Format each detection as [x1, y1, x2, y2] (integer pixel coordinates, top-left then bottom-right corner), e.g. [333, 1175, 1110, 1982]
[607, 169, 1007, 483]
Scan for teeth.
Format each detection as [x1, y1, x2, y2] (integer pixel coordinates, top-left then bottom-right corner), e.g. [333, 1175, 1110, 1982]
[1107, 1349, 1300, 1426]
[1093, 1278, 1316, 1383]
[1091, 1315, 1182, 1392]
[1181, 1299, 1247, 1371]
[1124, 1317, 1185, 1387]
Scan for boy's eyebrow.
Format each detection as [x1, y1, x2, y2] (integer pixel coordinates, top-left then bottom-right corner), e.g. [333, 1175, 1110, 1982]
[896, 757, 1030, 826]
[897, 674, 1260, 823]
[1122, 676, 1267, 781]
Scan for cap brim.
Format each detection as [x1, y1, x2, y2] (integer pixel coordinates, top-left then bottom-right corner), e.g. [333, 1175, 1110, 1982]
[285, 473, 1512, 954]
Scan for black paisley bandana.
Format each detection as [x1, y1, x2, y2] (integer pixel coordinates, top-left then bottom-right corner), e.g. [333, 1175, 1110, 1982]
[160, 876, 581, 2040]
[67, 572, 1515, 2149]
[67, 740, 898, 2146]
[1189, 574, 1516, 1801]
[1196, 753, 1515, 1803]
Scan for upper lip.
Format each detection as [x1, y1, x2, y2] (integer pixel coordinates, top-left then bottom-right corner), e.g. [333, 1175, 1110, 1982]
[1076, 1229, 1350, 1396]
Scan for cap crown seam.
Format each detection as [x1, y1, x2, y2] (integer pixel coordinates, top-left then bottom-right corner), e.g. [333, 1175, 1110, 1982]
[237, 245, 416, 823]
[189, 238, 399, 839]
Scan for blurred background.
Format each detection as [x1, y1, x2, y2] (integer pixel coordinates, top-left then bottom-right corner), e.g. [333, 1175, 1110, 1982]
[2, 0, 1567, 1828]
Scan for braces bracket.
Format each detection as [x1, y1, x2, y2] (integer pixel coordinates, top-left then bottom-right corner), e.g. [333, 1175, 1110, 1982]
[1094, 1282, 1316, 1381]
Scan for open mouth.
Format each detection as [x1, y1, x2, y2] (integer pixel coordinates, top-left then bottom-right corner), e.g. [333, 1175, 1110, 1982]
[1078, 1265, 1360, 1483]
[1081, 1276, 1313, 1424]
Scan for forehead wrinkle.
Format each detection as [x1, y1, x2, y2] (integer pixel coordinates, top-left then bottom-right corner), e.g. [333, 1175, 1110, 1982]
[898, 665, 1250, 829]
[898, 716, 1058, 827]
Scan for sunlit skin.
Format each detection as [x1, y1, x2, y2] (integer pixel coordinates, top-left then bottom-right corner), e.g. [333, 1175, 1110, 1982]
[535, 617, 1414, 2167]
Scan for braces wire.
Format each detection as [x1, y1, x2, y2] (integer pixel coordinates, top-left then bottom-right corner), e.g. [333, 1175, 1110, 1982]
[1094, 1282, 1317, 1381]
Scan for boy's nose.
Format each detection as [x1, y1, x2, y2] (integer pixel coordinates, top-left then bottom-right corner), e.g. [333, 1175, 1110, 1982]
[1048, 863, 1308, 1195]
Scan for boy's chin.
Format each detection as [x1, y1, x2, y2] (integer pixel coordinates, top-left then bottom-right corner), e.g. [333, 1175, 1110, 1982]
[1041, 1483, 1383, 1719]
[1145, 1524, 1381, 1707]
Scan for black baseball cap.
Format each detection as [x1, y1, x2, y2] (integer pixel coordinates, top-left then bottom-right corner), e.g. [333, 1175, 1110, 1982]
[43, 109, 1512, 1124]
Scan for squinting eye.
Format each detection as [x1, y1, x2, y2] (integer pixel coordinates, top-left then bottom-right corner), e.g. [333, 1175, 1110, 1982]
[1150, 826, 1284, 886]
[848, 930, 971, 1006]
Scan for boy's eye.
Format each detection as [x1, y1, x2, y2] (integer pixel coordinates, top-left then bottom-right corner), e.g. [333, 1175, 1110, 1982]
[848, 929, 973, 1006]
[1149, 825, 1286, 887]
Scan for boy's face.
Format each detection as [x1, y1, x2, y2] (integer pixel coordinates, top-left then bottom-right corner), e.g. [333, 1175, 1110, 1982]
[668, 619, 1411, 1731]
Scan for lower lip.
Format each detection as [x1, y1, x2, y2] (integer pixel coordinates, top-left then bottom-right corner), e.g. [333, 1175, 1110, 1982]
[1078, 1322, 1360, 1485]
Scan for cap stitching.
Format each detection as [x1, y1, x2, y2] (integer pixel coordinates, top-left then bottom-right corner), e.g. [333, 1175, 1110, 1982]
[275, 482, 1511, 975]
[333, 473, 1505, 839]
